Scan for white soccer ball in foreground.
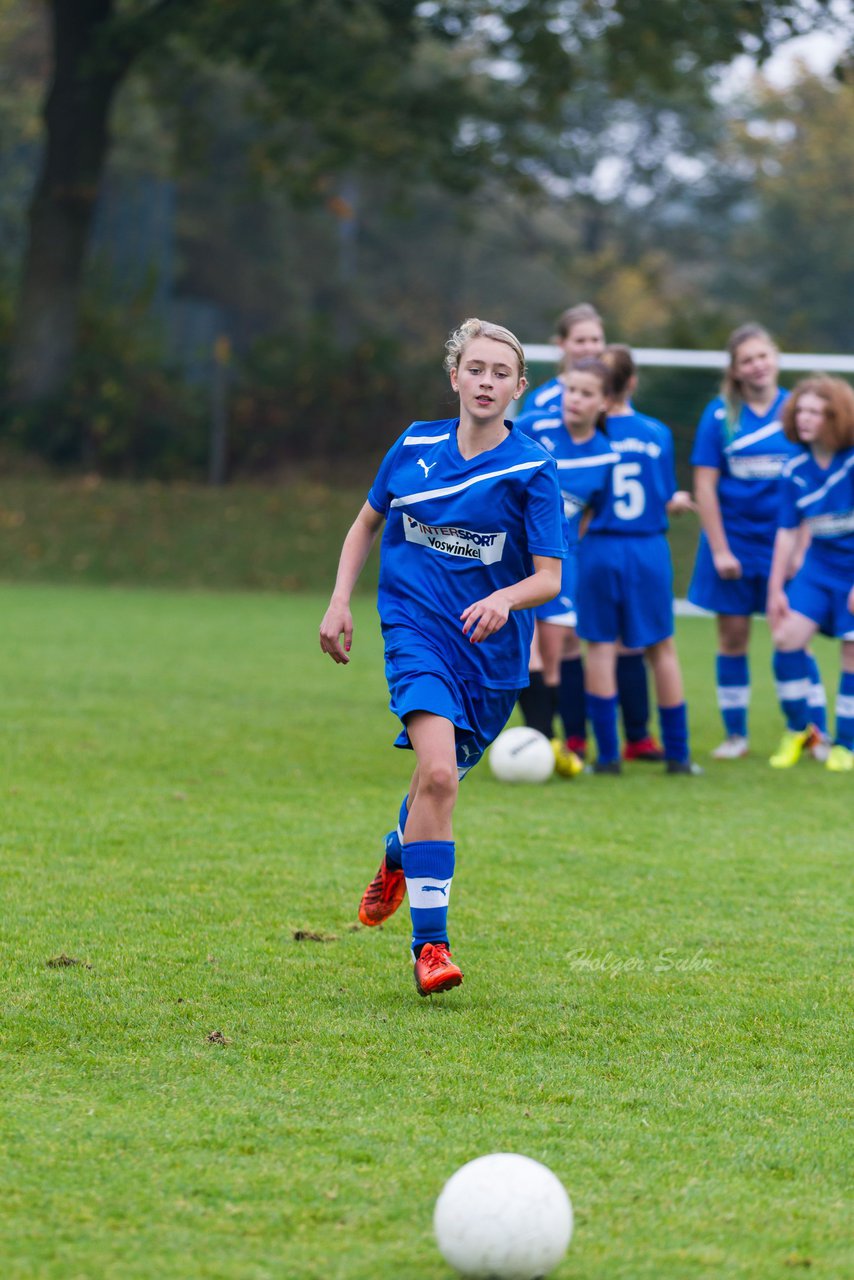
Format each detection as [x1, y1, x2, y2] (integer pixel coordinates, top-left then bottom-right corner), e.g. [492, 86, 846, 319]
[488, 727, 555, 783]
[434, 1152, 573, 1280]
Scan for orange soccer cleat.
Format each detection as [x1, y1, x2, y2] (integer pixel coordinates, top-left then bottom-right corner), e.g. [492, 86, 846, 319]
[358, 851, 406, 926]
[413, 942, 463, 996]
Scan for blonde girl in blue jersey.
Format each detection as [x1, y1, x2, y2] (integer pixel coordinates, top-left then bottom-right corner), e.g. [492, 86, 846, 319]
[319, 320, 565, 996]
[767, 376, 854, 772]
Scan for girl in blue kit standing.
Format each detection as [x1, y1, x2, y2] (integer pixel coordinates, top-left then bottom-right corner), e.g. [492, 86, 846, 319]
[688, 324, 828, 759]
[577, 346, 700, 774]
[515, 362, 619, 775]
[767, 376, 854, 772]
[319, 319, 565, 996]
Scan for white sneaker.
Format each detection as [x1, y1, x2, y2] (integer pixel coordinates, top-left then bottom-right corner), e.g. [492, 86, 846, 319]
[711, 735, 749, 760]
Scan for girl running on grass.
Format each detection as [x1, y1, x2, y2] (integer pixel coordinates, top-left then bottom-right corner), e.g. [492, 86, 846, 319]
[319, 319, 565, 996]
[767, 376, 854, 772]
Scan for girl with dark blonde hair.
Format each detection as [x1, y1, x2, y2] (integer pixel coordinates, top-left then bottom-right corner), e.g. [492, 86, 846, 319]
[687, 324, 828, 759]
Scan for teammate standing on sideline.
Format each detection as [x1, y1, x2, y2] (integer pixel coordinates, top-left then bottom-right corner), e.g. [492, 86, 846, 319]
[515, 361, 620, 776]
[319, 320, 565, 996]
[577, 346, 700, 775]
[688, 324, 828, 759]
[516, 303, 663, 764]
[767, 376, 854, 772]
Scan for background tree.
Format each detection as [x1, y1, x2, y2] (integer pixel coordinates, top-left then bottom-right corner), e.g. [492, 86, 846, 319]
[8, 0, 850, 405]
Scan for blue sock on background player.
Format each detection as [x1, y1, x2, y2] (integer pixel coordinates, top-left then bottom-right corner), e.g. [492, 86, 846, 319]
[805, 653, 828, 736]
[558, 657, 586, 745]
[716, 654, 749, 737]
[587, 692, 619, 765]
[835, 671, 854, 749]
[659, 703, 689, 764]
[403, 840, 454, 954]
[384, 794, 410, 871]
[773, 650, 810, 730]
[617, 653, 649, 743]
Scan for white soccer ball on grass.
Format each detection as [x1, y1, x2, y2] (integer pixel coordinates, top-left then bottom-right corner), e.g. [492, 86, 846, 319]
[488, 727, 555, 783]
[434, 1152, 573, 1279]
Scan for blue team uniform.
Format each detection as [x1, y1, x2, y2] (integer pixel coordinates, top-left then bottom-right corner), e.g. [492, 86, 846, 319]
[516, 374, 563, 419]
[576, 410, 678, 649]
[367, 418, 566, 774]
[688, 391, 800, 614]
[515, 408, 617, 625]
[779, 447, 854, 638]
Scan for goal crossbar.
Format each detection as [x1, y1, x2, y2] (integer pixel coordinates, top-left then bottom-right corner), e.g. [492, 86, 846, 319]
[523, 345, 854, 374]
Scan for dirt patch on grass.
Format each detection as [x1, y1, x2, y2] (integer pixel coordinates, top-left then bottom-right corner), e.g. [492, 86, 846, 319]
[292, 929, 338, 943]
[46, 953, 92, 969]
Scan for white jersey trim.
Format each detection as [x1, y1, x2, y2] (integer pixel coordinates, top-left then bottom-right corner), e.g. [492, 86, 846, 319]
[402, 434, 450, 446]
[555, 453, 619, 470]
[390, 459, 546, 508]
[798, 453, 854, 509]
[726, 421, 783, 452]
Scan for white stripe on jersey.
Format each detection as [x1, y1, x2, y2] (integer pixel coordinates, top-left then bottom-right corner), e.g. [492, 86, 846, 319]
[798, 453, 854, 509]
[555, 453, 620, 470]
[390, 459, 546, 508]
[782, 453, 810, 478]
[529, 417, 561, 432]
[402, 434, 451, 446]
[726, 421, 784, 452]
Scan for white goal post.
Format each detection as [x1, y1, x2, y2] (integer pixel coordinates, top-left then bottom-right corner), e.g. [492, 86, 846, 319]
[523, 345, 854, 374]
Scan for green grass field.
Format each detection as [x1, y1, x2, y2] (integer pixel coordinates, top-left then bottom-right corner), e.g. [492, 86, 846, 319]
[1, 584, 850, 1278]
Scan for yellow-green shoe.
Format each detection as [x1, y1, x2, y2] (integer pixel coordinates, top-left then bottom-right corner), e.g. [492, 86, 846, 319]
[552, 738, 584, 778]
[769, 727, 812, 769]
[826, 744, 854, 773]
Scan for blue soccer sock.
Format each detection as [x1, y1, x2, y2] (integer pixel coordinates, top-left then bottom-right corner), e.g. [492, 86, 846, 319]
[617, 653, 650, 744]
[773, 650, 810, 731]
[834, 671, 854, 749]
[716, 654, 749, 737]
[384, 794, 410, 871]
[587, 692, 619, 765]
[558, 656, 586, 743]
[805, 653, 828, 735]
[402, 840, 455, 952]
[659, 702, 689, 764]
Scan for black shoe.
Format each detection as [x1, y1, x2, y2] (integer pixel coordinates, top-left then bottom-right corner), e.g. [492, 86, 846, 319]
[586, 760, 622, 775]
[666, 759, 704, 776]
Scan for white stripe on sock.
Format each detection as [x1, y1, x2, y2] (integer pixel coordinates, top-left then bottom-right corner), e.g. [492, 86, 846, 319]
[717, 686, 750, 709]
[775, 679, 811, 702]
[406, 877, 453, 908]
[835, 694, 854, 719]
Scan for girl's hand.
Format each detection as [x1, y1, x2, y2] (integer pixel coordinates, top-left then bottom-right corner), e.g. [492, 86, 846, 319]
[461, 592, 511, 644]
[667, 490, 697, 516]
[713, 548, 742, 580]
[319, 598, 354, 664]
[767, 588, 789, 630]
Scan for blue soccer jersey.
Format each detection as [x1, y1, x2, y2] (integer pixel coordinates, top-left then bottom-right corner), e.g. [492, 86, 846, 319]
[780, 447, 854, 584]
[515, 411, 617, 549]
[690, 391, 799, 563]
[587, 411, 677, 534]
[516, 374, 563, 418]
[367, 418, 566, 690]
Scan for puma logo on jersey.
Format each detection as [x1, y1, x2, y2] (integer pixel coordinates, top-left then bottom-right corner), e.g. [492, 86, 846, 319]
[417, 458, 437, 478]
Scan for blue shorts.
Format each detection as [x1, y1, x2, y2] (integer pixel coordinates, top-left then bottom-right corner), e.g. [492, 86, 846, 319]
[535, 554, 577, 627]
[688, 533, 768, 616]
[385, 629, 519, 778]
[576, 533, 673, 648]
[786, 567, 854, 639]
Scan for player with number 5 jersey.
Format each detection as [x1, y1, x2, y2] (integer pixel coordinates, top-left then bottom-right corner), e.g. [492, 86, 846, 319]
[576, 346, 700, 774]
